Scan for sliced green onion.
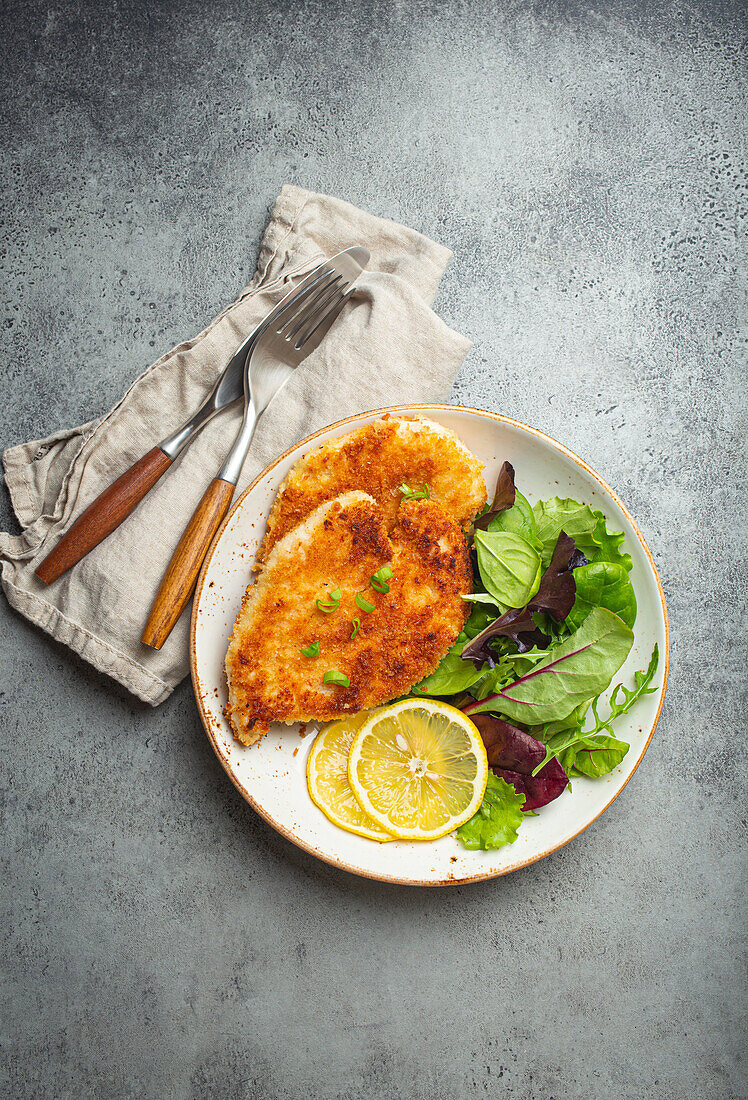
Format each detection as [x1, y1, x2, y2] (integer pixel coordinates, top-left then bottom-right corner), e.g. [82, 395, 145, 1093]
[323, 669, 350, 687]
[398, 483, 430, 500]
[350, 618, 360, 640]
[370, 565, 393, 593]
[316, 586, 341, 613]
[355, 593, 375, 613]
[300, 641, 320, 658]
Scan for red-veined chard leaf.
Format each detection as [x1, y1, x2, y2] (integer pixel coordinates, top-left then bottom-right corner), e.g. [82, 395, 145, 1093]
[532, 644, 659, 776]
[463, 606, 634, 725]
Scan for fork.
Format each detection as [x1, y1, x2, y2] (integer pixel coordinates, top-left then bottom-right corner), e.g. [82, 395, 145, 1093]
[140, 247, 368, 649]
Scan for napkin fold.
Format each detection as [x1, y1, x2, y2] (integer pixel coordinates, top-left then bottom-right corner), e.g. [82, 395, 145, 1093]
[0, 186, 472, 704]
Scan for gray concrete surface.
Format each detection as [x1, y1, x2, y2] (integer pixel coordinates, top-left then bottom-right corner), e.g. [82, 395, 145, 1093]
[1, 1, 746, 1097]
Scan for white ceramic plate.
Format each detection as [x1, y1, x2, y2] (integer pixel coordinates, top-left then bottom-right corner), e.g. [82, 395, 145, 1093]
[191, 405, 669, 885]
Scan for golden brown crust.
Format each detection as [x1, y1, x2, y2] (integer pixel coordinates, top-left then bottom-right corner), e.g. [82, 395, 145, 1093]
[225, 492, 472, 746]
[257, 417, 486, 565]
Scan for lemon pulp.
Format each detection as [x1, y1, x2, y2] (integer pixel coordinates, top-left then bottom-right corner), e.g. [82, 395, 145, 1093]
[347, 699, 488, 840]
[307, 713, 392, 842]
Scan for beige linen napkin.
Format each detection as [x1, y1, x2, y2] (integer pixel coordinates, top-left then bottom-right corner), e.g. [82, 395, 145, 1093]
[0, 185, 472, 704]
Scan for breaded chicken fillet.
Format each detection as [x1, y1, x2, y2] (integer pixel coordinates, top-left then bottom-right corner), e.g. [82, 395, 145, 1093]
[257, 417, 486, 564]
[226, 491, 472, 746]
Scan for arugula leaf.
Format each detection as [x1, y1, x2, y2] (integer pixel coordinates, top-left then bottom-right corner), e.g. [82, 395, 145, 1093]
[533, 644, 659, 776]
[455, 774, 526, 850]
[412, 640, 486, 696]
[463, 604, 499, 639]
[471, 660, 517, 700]
[474, 530, 541, 609]
[567, 560, 637, 630]
[533, 498, 632, 573]
[464, 607, 634, 724]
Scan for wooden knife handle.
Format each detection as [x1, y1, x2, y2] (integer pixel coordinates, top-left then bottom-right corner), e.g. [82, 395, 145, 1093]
[141, 477, 235, 650]
[35, 446, 173, 585]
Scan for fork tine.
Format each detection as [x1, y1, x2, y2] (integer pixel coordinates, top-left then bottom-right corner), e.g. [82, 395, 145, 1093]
[295, 286, 353, 349]
[279, 274, 344, 339]
[267, 266, 336, 330]
[281, 277, 346, 342]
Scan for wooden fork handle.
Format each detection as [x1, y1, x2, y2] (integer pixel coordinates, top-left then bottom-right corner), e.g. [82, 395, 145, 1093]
[35, 446, 173, 585]
[141, 477, 235, 650]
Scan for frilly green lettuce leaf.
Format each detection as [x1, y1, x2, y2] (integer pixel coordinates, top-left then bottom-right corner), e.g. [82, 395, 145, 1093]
[455, 773, 526, 850]
[533, 497, 633, 573]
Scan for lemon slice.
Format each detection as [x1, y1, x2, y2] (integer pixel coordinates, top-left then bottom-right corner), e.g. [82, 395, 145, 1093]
[347, 699, 488, 841]
[307, 713, 392, 842]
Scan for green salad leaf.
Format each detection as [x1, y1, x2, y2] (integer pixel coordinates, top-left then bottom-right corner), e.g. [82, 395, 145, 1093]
[463, 604, 497, 638]
[475, 530, 542, 609]
[455, 774, 526, 850]
[566, 560, 637, 630]
[534, 644, 660, 776]
[465, 607, 634, 725]
[412, 640, 486, 696]
[533, 498, 632, 573]
[487, 489, 543, 552]
[559, 736, 629, 777]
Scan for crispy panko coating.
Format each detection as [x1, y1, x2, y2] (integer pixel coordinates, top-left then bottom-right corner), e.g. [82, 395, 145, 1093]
[257, 417, 486, 564]
[225, 491, 472, 745]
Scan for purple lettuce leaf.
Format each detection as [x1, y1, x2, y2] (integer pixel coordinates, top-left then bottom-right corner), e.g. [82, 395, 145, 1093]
[461, 531, 587, 664]
[470, 713, 568, 811]
[493, 760, 569, 811]
[473, 462, 516, 532]
[531, 531, 588, 622]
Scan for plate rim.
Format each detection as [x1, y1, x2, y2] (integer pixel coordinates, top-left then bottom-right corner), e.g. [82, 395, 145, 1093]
[190, 403, 671, 886]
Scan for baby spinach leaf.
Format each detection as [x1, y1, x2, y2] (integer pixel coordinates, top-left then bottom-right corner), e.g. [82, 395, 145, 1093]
[487, 490, 543, 552]
[461, 592, 502, 607]
[464, 607, 634, 725]
[412, 640, 486, 696]
[461, 532, 587, 663]
[559, 736, 629, 778]
[566, 561, 637, 630]
[474, 530, 542, 610]
[455, 774, 526, 850]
